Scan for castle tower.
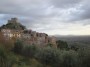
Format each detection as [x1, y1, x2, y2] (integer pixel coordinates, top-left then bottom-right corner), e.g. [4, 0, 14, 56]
[8, 18, 19, 23]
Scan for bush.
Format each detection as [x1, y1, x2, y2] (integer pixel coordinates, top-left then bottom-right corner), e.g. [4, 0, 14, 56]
[35, 47, 62, 67]
[22, 45, 38, 58]
[70, 44, 79, 51]
[78, 47, 90, 67]
[56, 40, 68, 50]
[61, 50, 79, 67]
[13, 40, 24, 54]
[0, 47, 7, 67]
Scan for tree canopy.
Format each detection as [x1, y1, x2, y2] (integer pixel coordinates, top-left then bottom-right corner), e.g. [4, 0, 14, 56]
[0, 22, 26, 30]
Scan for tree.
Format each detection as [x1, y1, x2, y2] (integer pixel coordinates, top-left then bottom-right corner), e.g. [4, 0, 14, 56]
[47, 43, 53, 47]
[13, 40, 23, 54]
[61, 50, 78, 67]
[78, 47, 90, 67]
[70, 45, 79, 51]
[0, 22, 26, 30]
[23, 45, 38, 58]
[35, 47, 62, 67]
[56, 40, 68, 50]
[0, 47, 7, 67]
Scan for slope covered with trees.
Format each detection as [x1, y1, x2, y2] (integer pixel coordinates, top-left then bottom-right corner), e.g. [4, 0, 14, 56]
[0, 36, 90, 67]
[0, 18, 90, 67]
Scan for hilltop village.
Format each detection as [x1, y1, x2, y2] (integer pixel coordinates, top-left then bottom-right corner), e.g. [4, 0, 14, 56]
[0, 18, 57, 48]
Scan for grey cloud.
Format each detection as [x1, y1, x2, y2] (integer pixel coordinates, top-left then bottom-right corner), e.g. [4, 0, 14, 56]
[0, 0, 49, 18]
[50, 0, 82, 8]
[79, 0, 90, 20]
[0, 0, 82, 19]
[67, 0, 90, 22]
[0, 0, 90, 35]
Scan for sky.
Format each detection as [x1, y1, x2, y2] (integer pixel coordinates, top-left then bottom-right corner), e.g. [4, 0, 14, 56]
[0, 0, 90, 35]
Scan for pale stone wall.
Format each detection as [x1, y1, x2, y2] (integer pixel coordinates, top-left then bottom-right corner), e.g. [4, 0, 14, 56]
[1, 29, 22, 39]
[1, 28, 57, 48]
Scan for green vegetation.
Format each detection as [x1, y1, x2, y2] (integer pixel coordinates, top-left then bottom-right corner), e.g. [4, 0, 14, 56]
[0, 38, 90, 67]
[35, 47, 61, 67]
[13, 40, 24, 54]
[56, 40, 68, 50]
[0, 22, 26, 30]
[0, 19, 90, 67]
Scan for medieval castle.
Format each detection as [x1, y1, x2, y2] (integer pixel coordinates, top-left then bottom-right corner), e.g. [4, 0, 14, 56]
[0, 18, 57, 48]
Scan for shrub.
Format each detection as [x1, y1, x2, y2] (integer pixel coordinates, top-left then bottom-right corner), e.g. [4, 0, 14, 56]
[35, 47, 62, 67]
[13, 40, 24, 54]
[22, 45, 38, 58]
[0, 47, 7, 67]
[56, 40, 68, 50]
[61, 50, 79, 67]
[78, 47, 90, 67]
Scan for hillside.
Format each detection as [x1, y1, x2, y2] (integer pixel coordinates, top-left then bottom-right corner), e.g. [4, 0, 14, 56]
[0, 18, 26, 30]
[0, 18, 90, 67]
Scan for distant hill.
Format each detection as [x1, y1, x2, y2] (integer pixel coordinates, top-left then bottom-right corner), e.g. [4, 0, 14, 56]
[55, 35, 90, 47]
[0, 18, 26, 30]
[56, 35, 90, 42]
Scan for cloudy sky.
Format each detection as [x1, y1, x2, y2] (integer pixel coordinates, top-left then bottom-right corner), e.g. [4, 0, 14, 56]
[0, 0, 90, 35]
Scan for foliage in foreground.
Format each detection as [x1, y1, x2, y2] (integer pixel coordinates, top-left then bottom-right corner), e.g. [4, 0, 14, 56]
[0, 40, 90, 67]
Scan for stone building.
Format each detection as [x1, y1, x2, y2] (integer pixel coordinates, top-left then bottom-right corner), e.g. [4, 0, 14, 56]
[1, 29, 22, 39]
[0, 18, 57, 48]
[1, 28, 57, 48]
[8, 18, 19, 24]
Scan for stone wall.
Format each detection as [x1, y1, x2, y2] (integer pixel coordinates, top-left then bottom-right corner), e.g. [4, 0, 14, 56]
[8, 18, 18, 23]
[1, 18, 57, 48]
